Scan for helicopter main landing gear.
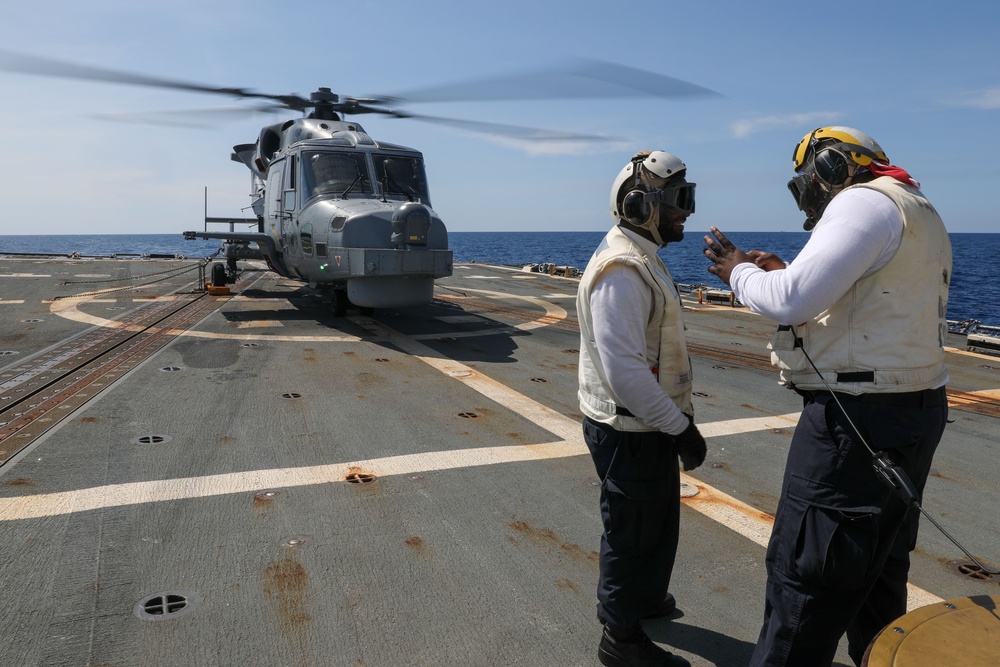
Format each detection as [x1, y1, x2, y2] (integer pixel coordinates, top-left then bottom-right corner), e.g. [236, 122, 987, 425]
[331, 289, 373, 317]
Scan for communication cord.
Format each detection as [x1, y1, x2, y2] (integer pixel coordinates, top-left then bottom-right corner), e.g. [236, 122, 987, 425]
[797, 344, 1000, 576]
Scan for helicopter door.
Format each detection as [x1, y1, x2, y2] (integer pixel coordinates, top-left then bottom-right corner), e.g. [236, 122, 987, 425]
[266, 158, 304, 274]
[265, 160, 287, 243]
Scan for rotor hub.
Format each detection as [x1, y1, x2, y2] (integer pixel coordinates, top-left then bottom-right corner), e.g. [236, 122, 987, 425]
[310, 88, 339, 104]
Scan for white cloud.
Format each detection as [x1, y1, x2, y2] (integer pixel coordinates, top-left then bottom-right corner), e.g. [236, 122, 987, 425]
[730, 112, 842, 138]
[947, 87, 1000, 109]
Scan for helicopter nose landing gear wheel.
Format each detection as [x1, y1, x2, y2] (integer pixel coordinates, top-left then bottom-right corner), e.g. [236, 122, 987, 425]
[210, 262, 228, 286]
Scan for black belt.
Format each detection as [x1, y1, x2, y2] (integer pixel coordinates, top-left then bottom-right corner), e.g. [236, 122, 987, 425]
[804, 386, 947, 408]
[615, 406, 635, 417]
[836, 371, 875, 383]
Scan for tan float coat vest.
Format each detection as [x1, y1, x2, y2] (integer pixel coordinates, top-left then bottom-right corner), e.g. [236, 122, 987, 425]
[769, 176, 951, 393]
[577, 226, 693, 431]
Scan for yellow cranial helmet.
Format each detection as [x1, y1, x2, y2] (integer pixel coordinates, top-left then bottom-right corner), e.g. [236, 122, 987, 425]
[787, 126, 889, 231]
[792, 126, 888, 173]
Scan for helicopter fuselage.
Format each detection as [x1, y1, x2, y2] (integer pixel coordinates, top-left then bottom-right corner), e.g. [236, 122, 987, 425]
[186, 118, 453, 310]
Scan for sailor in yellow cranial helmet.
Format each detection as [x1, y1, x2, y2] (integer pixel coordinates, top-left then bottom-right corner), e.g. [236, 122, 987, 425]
[703, 126, 952, 667]
[787, 126, 904, 230]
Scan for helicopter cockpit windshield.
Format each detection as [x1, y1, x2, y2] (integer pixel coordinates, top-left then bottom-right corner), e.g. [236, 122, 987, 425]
[302, 151, 372, 200]
[373, 155, 429, 204]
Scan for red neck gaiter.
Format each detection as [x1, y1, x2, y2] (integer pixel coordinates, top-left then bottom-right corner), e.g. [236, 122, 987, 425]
[867, 161, 920, 188]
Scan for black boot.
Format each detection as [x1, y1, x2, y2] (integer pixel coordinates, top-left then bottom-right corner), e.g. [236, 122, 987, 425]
[598, 626, 690, 667]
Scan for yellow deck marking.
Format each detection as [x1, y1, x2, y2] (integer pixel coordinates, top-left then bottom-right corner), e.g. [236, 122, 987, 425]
[235, 320, 285, 329]
[49, 292, 360, 342]
[457, 287, 567, 331]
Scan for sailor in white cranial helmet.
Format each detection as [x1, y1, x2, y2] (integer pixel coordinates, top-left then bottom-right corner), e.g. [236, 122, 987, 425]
[578, 149, 704, 667]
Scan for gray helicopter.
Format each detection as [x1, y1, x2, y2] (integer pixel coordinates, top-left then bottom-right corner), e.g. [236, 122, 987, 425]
[0, 50, 720, 315]
[198, 96, 453, 316]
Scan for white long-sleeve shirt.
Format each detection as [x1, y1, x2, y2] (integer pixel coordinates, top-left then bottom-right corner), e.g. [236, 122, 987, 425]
[729, 187, 904, 325]
[588, 229, 690, 435]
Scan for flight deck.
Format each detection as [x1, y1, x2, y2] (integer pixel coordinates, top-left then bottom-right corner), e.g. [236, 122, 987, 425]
[1, 256, 998, 667]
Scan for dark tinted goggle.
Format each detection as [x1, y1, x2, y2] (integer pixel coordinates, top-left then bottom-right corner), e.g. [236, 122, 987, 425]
[642, 181, 696, 214]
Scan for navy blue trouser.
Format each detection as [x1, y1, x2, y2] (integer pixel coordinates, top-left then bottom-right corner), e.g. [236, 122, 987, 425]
[749, 387, 948, 667]
[583, 417, 680, 634]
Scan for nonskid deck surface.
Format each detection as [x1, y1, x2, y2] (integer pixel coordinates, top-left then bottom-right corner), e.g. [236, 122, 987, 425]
[0, 257, 997, 667]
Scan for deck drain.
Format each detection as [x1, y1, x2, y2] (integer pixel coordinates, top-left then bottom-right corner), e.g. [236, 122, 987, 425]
[21, 318, 43, 323]
[530, 377, 549, 383]
[134, 590, 200, 621]
[159, 366, 184, 372]
[562, 349, 579, 354]
[242, 342, 260, 347]
[375, 358, 390, 362]
[457, 411, 479, 419]
[281, 392, 303, 399]
[345, 472, 377, 484]
[692, 391, 711, 397]
[131, 434, 173, 445]
[947, 559, 996, 581]
[0, 351, 18, 356]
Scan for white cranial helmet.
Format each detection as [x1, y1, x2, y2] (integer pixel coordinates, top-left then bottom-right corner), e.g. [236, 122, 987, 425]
[610, 150, 692, 226]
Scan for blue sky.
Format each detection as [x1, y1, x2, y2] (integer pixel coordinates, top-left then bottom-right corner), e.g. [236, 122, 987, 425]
[0, 1, 997, 235]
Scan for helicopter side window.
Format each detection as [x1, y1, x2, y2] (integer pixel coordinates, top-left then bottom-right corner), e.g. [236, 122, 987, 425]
[373, 155, 429, 204]
[265, 161, 287, 218]
[302, 151, 371, 200]
[300, 223, 313, 255]
[282, 156, 296, 210]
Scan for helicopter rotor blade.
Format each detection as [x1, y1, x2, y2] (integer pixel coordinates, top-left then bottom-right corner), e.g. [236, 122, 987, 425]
[0, 48, 311, 108]
[0, 49, 721, 139]
[383, 109, 620, 144]
[376, 57, 724, 104]
[90, 104, 288, 128]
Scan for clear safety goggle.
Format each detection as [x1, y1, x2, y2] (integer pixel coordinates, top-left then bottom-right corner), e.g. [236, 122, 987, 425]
[641, 181, 697, 214]
[786, 171, 815, 211]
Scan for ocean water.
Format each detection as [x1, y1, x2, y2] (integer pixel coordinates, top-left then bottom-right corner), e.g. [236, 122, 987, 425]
[450, 231, 998, 329]
[0, 232, 995, 327]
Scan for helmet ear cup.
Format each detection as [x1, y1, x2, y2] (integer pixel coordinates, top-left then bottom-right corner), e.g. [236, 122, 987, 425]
[813, 148, 851, 187]
[621, 189, 649, 226]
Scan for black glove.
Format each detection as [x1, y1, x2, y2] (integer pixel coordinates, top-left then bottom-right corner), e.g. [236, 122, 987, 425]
[674, 417, 707, 471]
